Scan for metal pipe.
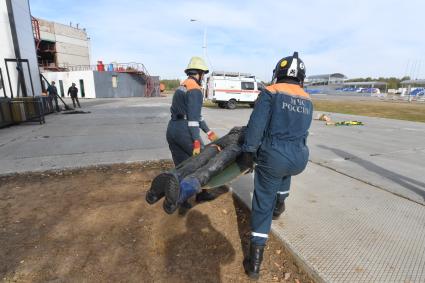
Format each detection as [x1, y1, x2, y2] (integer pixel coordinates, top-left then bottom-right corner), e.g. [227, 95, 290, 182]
[0, 68, 7, 98]
[5, 60, 13, 99]
[25, 59, 35, 97]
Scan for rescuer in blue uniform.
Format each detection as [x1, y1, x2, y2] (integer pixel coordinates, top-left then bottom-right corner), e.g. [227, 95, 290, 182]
[166, 56, 219, 204]
[238, 52, 313, 279]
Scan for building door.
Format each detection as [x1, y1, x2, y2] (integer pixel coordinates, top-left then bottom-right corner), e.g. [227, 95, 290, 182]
[79, 79, 85, 98]
[59, 80, 64, 97]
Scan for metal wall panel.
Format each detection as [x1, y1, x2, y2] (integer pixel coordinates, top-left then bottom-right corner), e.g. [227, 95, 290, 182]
[0, 0, 16, 98]
[42, 70, 96, 98]
[11, 0, 42, 96]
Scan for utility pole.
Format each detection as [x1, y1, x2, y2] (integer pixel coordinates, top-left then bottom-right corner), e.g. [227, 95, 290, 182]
[190, 19, 209, 64]
[203, 27, 207, 61]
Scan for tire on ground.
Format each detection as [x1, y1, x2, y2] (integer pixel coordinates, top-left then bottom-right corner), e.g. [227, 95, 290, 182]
[226, 99, 237, 110]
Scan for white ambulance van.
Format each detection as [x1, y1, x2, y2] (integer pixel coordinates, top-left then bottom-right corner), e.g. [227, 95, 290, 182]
[206, 71, 263, 109]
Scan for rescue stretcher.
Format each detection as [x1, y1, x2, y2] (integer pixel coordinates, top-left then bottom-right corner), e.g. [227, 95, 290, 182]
[146, 127, 250, 214]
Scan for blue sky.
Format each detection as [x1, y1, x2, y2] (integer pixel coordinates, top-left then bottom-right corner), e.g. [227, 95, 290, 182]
[29, 0, 425, 81]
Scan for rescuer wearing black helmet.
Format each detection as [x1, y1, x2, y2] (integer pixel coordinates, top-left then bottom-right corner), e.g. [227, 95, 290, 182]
[238, 52, 312, 279]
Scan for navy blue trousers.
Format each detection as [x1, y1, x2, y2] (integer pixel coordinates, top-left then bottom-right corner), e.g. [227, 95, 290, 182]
[166, 120, 193, 166]
[251, 140, 309, 245]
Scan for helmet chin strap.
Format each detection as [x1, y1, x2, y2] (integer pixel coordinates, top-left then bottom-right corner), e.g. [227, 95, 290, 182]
[188, 74, 203, 86]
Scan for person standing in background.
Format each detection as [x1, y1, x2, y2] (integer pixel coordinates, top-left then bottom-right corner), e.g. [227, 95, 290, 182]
[47, 81, 60, 112]
[68, 83, 81, 108]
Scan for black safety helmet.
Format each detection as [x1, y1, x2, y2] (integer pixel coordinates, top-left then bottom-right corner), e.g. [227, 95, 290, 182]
[272, 52, 306, 84]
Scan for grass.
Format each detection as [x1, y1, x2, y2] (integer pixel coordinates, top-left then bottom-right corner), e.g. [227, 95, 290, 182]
[313, 99, 425, 123]
[203, 98, 425, 123]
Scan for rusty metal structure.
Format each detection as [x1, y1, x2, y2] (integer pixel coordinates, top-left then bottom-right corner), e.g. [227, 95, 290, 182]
[31, 16, 40, 50]
[31, 18, 157, 97]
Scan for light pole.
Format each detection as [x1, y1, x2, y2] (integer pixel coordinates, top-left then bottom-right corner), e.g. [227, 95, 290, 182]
[190, 19, 211, 96]
[190, 19, 207, 61]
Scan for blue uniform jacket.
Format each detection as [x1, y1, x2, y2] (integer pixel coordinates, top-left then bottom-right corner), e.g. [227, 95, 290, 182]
[242, 83, 313, 154]
[169, 77, 210, 141]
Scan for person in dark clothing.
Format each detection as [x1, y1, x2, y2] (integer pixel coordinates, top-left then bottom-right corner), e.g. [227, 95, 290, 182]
[166, 56, 218, 207]
[239, 52, 313, 279]
[47, 81, 60, 112]
[68, 83, 81, 108]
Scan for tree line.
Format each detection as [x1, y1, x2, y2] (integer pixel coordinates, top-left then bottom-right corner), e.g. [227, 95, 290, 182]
[160, 79, 181, 91]
[161, 77, 412, 91]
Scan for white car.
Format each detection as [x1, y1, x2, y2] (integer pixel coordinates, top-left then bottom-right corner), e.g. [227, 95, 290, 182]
[206, 71, 263, 109]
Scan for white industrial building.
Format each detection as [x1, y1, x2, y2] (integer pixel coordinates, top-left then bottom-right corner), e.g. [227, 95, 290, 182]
[0, 0, 42, 98]
[35, 17, 91, 70]
[42, 69, 160, 99]
[1, 0, 158, 101]
[305, 73, 348, 86]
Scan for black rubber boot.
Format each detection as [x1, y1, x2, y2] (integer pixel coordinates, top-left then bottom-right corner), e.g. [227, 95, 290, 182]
[146, 172, 178, 205]
[272, 198, 285, 220]
[164, 176, 200, 214]
[243, 243, 265, 280]
[195, 189, 215, 202]
[163, 180, 180, 214]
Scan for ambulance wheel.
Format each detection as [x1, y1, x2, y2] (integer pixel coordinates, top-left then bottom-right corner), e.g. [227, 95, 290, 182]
[226, 99, 237, 110]
[218, 102, 226, 109]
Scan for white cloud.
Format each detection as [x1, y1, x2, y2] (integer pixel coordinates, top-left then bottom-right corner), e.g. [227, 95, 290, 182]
[30, 0, 425, 80]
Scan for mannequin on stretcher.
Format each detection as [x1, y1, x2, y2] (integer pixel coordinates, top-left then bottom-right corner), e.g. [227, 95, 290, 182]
[145, 127, 250, 214]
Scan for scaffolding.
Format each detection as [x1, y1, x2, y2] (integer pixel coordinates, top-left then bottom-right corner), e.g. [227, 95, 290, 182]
[31, 17, 40, 50]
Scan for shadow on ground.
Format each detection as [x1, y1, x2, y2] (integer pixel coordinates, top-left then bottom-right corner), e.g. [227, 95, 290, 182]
[165, 210, 235, 283]
[0, 163, 313, 282]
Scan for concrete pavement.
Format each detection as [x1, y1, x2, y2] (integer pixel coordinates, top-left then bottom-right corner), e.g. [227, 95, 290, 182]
[308, 113, 425, 205]
[0, 98, 171, 174]
[1, 97, 425, 282]
[205, 105, 425, 283]
[232, 163, 425, 283]
[203, 107, 425, 205]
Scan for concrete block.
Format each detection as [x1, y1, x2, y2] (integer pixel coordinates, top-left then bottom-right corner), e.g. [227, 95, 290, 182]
[55, 34, 89, 47]
[53, 22, 87, 40]
[56, 42, 90, 57]
[57, 53, 90, 67]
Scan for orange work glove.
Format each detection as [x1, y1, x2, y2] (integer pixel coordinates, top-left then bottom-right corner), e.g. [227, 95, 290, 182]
[207, 131, 218, 142]
[193, 140, 201, 156]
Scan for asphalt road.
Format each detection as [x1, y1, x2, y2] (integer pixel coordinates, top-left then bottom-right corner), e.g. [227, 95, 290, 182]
[2, 96, 424, 282]
[203, 105, 425, 205]
[1, 96, 424, 204]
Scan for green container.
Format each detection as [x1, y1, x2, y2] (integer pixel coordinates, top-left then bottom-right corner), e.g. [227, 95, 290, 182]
[12, 97, 44, 121]
[22, 97, 37, 120]
[10, 101, 26, 123]
[0, 98, 12, 127]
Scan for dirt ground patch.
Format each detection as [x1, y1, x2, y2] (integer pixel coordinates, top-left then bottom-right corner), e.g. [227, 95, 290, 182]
[0, 162, 314, 283]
